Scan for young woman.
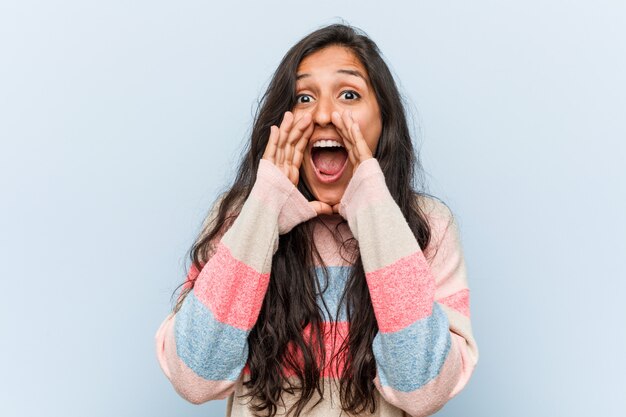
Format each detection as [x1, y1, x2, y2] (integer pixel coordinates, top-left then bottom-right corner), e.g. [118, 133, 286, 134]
[155, 23, 479, 417]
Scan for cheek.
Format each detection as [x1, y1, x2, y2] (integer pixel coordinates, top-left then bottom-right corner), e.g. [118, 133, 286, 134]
[365, 134, 377, 152]
[353, 111, 380, 136]
[355, 119, 379, 148]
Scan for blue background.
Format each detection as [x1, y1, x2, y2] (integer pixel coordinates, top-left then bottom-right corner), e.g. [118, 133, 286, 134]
[1, 1, 625, 416]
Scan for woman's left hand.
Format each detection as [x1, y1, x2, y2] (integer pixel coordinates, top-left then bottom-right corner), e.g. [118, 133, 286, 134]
[331, 109, 374, 171]
[330, 109, 374, 214]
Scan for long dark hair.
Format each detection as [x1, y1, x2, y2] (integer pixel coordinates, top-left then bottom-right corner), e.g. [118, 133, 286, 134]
[170, 23, 441, 417]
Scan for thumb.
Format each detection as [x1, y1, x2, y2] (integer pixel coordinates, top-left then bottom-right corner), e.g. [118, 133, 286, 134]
[308, 201, 334, 216]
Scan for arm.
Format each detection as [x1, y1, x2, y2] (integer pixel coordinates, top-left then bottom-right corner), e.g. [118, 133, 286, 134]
[338, 158, 479, 417]
[154, 159, 317, 404]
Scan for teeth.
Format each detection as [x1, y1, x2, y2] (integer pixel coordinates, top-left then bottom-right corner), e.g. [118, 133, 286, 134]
[313, 140, 344, 148]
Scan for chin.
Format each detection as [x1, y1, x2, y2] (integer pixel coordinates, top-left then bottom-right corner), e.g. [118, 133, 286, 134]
[315, 189, 344, 206]
[301, 171, 346, 206]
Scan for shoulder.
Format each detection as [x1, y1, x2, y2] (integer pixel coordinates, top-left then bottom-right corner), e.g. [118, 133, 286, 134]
[413, 193, 460, 259]
[201, 191, 245, 226]
[412, 195, 471, 300]
[196, 191, 240, 242]
[415, 194, 455, 229]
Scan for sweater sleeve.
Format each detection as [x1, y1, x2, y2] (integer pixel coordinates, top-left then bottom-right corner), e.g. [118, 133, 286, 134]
[338, 158, 479, 417]
[154, 159, 317, 405]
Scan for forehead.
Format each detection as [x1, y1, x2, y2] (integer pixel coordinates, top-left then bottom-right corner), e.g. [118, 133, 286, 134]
[296, 45, 368, 79]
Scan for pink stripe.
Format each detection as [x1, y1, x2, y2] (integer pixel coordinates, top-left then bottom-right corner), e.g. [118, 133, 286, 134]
[182, 262, 203, 291]
[241, 321, 351, 379]
[193, 241, 270, 330]
[366, 251, 435, 333]
[438, 289, 470, 317]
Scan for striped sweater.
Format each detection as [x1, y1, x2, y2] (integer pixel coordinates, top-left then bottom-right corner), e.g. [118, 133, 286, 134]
[155, 158, 479, 417]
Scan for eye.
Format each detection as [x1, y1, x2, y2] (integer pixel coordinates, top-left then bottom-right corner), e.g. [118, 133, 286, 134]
[340, 90, 361, 100]
[295, 94, 313, 104]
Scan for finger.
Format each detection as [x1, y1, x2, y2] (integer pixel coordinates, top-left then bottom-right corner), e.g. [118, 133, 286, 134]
[282, 165, 292, 183]
[332, 111, 357, 166]
[289, 165, 299, 186]
[341, 110, 354, 135]
[276, 111, 294, 165]
[288, 113, 312, 145]
[331, 111, 351, 146]
[262, 125, 279, 163]
[284, 113, 311, 163]
[293, 121, 314, 169]
[345, 140, 358, 168]
[346, 110, 370, 158]
[351, 122, 372, 160]
[276, 112, 293, 165]
[332, 203, 341, 214]
[343, 110, 360, 160]
[309, 201, 333, 216]
[332, 110, 357, 156]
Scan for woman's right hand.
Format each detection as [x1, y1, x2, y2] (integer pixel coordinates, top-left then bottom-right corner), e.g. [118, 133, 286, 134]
[262, 111, 312, 186]
[262, 111, 334, 216]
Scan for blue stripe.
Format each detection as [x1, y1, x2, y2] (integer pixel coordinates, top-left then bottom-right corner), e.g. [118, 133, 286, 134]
[314, 266, 351, 322]
[372, 302, 451, 392]
[174, 291, 248, 381]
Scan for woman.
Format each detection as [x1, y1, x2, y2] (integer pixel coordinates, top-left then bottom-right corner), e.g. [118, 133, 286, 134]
[155, 23, 479, 417]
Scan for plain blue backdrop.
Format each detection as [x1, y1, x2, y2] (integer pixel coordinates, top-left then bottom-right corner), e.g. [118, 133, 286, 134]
[1, 1, 625, 416]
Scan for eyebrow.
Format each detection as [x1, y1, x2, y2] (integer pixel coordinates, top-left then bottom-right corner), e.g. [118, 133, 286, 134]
[296, 69, 366, 81]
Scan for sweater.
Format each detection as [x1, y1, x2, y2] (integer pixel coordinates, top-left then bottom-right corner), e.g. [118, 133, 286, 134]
[154, 158, 479, 417]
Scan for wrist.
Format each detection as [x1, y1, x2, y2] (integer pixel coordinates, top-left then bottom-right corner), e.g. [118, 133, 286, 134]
[339, 158, 388, 220]
[254, 160, 316, 234]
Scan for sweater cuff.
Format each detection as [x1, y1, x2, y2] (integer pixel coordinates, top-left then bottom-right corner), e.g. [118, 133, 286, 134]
[256, 159, 317, 235]
[339, 158, 390, 224]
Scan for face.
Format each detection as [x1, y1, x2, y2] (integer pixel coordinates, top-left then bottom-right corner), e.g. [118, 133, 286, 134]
[293, 45, 382, 206]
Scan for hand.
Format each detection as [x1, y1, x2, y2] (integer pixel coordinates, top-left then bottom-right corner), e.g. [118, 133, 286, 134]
[262, 111, 313, 186]
[261, 111, 335, 216]
[331, 110, 374, 176]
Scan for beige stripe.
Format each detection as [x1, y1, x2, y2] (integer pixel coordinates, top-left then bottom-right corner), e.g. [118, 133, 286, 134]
[349, 199, 421, 273]
[439, 303, 480, 366]
[221, 194, 281, 275]
[228, 375, 406, 417]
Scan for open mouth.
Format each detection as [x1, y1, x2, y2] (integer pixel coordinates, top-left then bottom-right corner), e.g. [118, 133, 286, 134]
[310, 145, 349, 183]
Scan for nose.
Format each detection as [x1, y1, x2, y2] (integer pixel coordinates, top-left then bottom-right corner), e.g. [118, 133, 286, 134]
[311, 95, 337, 128]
